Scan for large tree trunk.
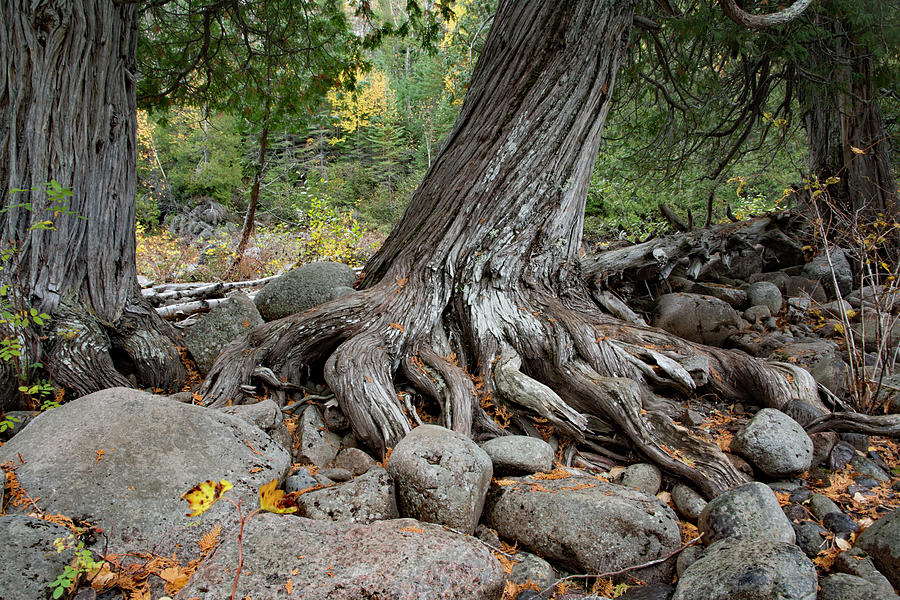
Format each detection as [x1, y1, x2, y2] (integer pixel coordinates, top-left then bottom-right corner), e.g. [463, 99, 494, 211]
[203, 0, 821, 497]
[0, 0, 184, 403]
[801, 6, 898, 221]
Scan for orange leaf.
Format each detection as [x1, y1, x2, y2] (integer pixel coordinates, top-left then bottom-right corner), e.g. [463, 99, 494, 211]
[198, 525, 222, 554]
[181, 480, 232, 517]
[159, 565, 192, 594]
[258, 479, 299, 514]
[285, 579, 294, 594]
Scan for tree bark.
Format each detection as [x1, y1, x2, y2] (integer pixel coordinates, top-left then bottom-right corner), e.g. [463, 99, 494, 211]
[0, 0, 184, 399]
[800, 8, 898, 221]
[202, 0, 823, 497]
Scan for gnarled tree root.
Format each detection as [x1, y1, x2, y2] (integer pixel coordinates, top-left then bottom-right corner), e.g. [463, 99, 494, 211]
[45, 296, 185, 398]
[200, 276, 846, 497]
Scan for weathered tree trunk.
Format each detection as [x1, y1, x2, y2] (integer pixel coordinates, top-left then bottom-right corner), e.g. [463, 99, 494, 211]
[203, 0, 821, 497]
[800, 7, 898, 221]
[0, 0, 184, 401]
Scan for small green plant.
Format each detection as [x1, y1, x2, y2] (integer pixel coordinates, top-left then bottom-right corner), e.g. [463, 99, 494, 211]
[48, 535, 105, 599]
[300, 196, 367, 266]
[0, 181, 75, 410]
[0, 413, 19, 433]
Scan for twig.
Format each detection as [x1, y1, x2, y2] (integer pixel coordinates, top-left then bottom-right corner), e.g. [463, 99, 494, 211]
[535, 534, 703, 598]
[439, 525, 522, 560]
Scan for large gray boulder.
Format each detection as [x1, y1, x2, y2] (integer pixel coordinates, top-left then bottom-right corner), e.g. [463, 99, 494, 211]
[770, 341, 851, 397]
[386, 424, 493, 534]
[480, 435, 554, 475]
[0, 515, 77, 599]
[746, 281, 783, 315]
[804, 246, 854, 298]
[698, 481, 795, 545]
[653, 293, 744, 347]
[730, 409, 813, 478]
[184, 291, 264, 374]
[254, 261, 357, 321]
[296, 466, 398, 524]
[175, 514, 506, 600]
[0, 388, 291, 560]
[672, 538, 817, 600]
[856, 507, 900, 589]
[818, 573, 899, 600]
[485, 474, 681, 583]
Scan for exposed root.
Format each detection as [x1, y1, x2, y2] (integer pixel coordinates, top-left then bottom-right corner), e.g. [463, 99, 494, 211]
[805, 412, 900, 436]
[400, 343, 478, 437]
[325, 331, 409, 455]
[46, 300, 132, 394]
[493, 345, 588, 440]
[200, 280, 829, 497]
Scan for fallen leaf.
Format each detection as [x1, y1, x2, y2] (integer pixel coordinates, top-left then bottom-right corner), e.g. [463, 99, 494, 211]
[159, 565, 192, 594]
[181, 480, 232, 517]
[258, 479, 299, 514]
[198, 525, 222, 554]
[285, 579, 293, 594]
[398, 526, 425, 533]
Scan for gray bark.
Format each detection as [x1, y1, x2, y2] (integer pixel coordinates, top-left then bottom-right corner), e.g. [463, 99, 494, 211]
[0, 0, 184, 399]
[800, 11, 898, 219]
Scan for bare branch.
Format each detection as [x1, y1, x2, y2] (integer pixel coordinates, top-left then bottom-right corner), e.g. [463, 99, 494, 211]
[717, 0, 814, 29]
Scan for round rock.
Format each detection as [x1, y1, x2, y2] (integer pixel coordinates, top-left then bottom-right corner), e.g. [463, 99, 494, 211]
[698, 481, 795, 545]
[746, 281, 783, 315]
[485, 474, 681, 583]
[386, 424, 493, 534]
[480, 435, 554, 475]
[731, 408, 813, 478]
[855, 507, 900, 589]
[0, 515, 77, 599]
[254, 261, 357, 321]
[819, 573, 898, 600]
[671, 484, 707, 521]
[671, 538, 817, 600]
[620, 463, 662, 496]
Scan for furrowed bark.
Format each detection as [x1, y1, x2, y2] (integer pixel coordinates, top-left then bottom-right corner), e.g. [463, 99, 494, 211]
[1, 0, 184, 398]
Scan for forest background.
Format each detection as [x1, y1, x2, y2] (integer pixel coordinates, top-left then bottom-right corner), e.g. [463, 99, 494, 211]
[135, 0, 898, 284]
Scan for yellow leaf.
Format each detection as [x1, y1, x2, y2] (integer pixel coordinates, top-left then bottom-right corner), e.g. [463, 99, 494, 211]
[258, 478, 299, 514]
[181, 479, 232, 517]
[850, 146, 866, 155]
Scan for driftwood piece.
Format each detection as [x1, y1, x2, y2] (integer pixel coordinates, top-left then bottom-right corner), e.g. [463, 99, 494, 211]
[659, 203, 688, 232]
[582, 214, 804, 288]
[805, 412, 900, 436]
[142, 274, 280, 305]
[155, 297, 254, 320]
